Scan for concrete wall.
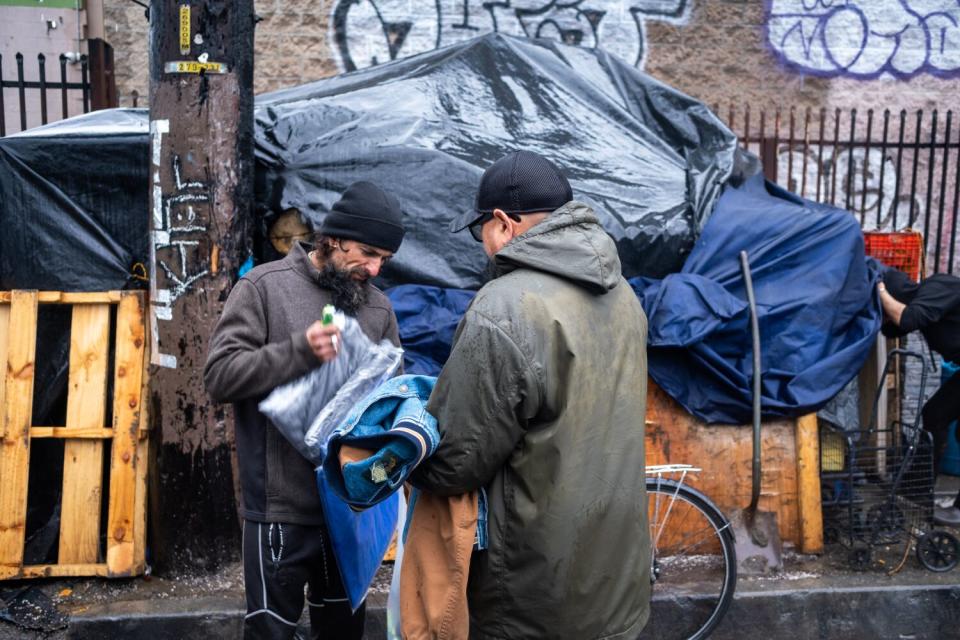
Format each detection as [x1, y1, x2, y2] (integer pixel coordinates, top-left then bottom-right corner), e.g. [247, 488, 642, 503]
[0, 3, 90, 134]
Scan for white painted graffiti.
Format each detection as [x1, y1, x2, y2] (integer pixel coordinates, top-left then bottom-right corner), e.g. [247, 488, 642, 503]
[156, 155, 211, 307]
[149, 119, 211, 369]
[767, 1, 960, 78]
[330, 0, 692, 72]
[777, 145, 922, 231]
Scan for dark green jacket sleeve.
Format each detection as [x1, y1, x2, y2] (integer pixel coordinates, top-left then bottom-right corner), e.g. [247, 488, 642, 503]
[412, 308, 541, 496]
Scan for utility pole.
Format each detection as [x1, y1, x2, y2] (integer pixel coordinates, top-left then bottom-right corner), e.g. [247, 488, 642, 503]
[148, 0, 254, 571]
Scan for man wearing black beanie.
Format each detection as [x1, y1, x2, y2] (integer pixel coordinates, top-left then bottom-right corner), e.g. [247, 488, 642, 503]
[205, 180, 405, 640]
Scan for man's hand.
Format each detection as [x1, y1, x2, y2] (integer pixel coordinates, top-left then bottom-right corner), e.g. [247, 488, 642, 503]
[305, 322, 342, 362]
[878, 281, 905, 326]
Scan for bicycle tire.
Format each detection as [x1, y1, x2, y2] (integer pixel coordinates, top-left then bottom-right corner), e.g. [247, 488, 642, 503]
[639, 478, 737, 640]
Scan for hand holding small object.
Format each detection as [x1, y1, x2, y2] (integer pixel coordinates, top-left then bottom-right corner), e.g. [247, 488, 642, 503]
[305, 322, 342, 362]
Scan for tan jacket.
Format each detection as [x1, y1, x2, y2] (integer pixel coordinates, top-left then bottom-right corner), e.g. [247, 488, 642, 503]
[400, 491, 478, 640]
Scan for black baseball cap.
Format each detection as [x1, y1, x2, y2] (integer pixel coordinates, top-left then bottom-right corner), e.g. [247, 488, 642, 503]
[450, 150, 573, 232]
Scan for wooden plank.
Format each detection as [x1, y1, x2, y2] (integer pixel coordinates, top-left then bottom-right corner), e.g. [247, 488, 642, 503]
[0, 291, 38, 572]
[132, 339, 151, 574]
[795, 413, 823, 554]
[0, 291, 122, 304]
[106, 292, 146, 576]
[59, 304, 110, 565]
[0, 303, 9, 445]
[645, 381, 802, 546]
[0, 563, 110, 579]
[31, 427, 115, 439]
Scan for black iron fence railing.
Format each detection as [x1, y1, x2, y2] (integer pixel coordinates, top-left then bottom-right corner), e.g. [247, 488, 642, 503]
[1, 39, 116, 137]
[718, 106, 958, 277]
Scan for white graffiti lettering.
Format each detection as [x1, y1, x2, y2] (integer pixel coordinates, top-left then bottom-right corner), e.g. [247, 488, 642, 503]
[149, 120, 211, 369]
[330, 0, 692, 72]
[767, 1, 960, 78]
[777, 145, 922, 231]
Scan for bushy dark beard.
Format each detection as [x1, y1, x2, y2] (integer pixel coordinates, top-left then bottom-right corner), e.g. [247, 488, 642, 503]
[317, 263, 369, 314]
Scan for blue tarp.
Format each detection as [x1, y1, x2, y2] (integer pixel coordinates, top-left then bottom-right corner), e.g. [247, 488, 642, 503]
[389, 285, 474, 375]
[387, 175, 883, 424]
[316, 471, 398, 612]
[631, 175, 882, 423]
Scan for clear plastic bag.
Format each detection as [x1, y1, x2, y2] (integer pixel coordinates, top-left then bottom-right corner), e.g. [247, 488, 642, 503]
[259, 312, 404, 465]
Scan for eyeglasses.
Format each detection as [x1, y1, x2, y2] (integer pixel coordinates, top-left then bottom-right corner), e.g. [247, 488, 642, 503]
[468, 213, 494, 242]
[467, 211, 521, 242]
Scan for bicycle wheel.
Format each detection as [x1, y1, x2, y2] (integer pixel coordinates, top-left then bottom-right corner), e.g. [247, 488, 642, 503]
[637, 478, 737, 640]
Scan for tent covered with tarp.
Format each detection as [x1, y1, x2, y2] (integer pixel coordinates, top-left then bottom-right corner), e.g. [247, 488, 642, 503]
[254, 33, 739, 288]
[0, 108, 150, 291]
[0, 33, 880, 427]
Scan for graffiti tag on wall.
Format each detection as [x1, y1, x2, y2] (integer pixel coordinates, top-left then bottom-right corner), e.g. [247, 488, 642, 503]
[330, 0, 692, 72]
[777, 145, 922, 231]
[767, 1, 960, 78]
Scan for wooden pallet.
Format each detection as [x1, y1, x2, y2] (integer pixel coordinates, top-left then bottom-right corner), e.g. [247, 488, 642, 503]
[645, 383, 823, 554]
[0, 290, 150, 579]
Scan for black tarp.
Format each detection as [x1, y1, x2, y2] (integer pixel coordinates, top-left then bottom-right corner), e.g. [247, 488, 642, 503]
[0, 34, 738, 292]
[0, 109, 150, 291]
[254, 33, 738, 289]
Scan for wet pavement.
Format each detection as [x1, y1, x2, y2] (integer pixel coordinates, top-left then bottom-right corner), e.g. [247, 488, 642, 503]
[0, 477, 956, 639]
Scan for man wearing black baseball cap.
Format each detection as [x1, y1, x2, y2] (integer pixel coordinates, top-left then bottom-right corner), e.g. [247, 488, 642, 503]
[205, 180, 405, 639]
[414, 151, 652, 639]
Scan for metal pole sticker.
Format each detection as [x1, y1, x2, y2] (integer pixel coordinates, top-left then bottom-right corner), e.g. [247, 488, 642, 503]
[179, 5, 191, 56]
[164, 61, 229, 74]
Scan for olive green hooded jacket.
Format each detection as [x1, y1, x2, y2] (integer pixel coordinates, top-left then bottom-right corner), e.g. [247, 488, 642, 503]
[413, 201, 650, 640]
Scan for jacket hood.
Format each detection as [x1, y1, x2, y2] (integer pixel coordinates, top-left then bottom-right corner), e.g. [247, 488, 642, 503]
[493, 201, 622, 293]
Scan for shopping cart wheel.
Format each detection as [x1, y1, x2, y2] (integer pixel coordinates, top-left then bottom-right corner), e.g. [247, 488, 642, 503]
[848, 545, 872, 571]
[916, 531, 959, 572]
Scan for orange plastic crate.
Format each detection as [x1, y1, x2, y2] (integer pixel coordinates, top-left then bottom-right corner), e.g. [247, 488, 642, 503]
[863, 231, 924, 281]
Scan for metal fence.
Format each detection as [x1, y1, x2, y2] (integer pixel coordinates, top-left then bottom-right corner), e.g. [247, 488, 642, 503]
[718, 106, 959, 277]
[0, 39, 116, 137]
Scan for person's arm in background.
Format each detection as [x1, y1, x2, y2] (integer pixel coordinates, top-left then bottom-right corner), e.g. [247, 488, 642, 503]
[204, 278, 341, 402]
[896, 280, 960, 334]
[411, 309, 541, 496]
[878, 281, 906, 326]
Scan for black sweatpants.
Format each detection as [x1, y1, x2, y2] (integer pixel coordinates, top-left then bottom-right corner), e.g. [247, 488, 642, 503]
[242, 520, 365, 640]
[923, 369, 960, 507]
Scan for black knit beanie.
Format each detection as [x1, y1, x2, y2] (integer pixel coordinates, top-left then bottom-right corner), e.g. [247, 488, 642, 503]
[320, 181, 406, 252]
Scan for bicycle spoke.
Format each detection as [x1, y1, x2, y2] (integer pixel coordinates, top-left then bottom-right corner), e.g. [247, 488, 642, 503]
[642, 476, 737, 640]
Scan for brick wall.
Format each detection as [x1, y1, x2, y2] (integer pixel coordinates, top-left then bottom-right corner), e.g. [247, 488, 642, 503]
[103, 0, 960, 111]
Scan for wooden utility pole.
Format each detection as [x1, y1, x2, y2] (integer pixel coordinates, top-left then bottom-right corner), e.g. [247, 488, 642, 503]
[148, 0, 254, 571]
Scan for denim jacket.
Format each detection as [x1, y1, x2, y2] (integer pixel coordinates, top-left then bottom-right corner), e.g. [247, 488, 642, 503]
[321, 374, 486, 549]
[322, 375, 440, 507]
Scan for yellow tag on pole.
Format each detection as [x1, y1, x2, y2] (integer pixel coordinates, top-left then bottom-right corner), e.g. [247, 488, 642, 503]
[164, 61, 228, 74]
[179, 5, 191, 55]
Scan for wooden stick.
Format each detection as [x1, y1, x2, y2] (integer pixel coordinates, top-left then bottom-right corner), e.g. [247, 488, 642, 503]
[0, 291, 38, 572]
[0, 291, 122, 304]
[59, 304, 111, 564]
[795, 413, 824, 554]
[106, 292, 147, 576]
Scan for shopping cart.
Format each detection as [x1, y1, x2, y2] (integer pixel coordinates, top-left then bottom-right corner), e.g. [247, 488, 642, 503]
[820, 349, 959, 572]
